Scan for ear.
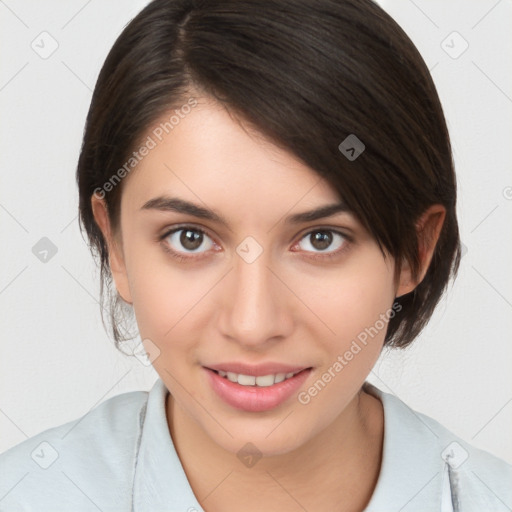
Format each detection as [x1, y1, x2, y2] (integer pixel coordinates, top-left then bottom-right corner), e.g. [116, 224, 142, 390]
[395, 204, 446, 298]
[90, 194, 133, 305]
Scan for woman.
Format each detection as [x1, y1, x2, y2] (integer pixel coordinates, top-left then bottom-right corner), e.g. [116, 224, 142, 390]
[1, 0, 510, 510]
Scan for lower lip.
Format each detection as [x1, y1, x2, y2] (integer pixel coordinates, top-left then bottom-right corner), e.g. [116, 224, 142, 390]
[205, 367, 312, 412]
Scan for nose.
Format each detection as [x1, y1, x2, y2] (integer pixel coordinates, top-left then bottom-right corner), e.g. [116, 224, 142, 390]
[217, 247, 294, 349]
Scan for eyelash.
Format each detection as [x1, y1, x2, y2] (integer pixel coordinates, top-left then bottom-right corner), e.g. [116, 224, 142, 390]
[157, 224, 353, 263]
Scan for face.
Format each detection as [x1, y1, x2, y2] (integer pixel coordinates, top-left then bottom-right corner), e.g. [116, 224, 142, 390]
[93, 97, 415, 457]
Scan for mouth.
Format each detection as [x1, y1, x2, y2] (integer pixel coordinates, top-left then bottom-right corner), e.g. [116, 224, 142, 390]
[204, 366, 313, 412]
[210, 368, 307, 387]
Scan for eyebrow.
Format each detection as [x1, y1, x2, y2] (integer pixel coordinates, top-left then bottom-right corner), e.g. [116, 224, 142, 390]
[140, 196, 352, 227]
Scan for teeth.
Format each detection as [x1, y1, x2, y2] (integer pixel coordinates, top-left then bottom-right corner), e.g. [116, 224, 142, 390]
[216, 370, 301, 387]
[238, 374, 256, 386]
[255, 375, 275, 387]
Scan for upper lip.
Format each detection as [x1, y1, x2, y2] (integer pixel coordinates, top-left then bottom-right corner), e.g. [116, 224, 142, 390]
[205, 362, 311, 377]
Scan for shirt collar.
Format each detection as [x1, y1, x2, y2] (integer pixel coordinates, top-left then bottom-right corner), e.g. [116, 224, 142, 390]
[363, 381, 447, 511]
[132, 377, 204, 511]
[132, 378, 447, 511]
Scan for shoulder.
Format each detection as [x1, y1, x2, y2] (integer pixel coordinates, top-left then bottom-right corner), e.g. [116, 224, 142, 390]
[0, 388, 149, 511]
[413, 403, 512, 510]
[365, 382, 512, 511]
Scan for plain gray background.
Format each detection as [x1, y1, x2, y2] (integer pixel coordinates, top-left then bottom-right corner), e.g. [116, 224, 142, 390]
[1, 0, 511, 464]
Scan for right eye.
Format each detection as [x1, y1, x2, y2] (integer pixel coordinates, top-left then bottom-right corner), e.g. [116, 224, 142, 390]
[160, 226, 217, 260]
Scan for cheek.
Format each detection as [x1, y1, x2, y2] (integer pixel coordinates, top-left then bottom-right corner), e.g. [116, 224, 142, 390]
[124, 240, 213, 348]
[294, 250, 396, 346]
[294, 260, 394, 415]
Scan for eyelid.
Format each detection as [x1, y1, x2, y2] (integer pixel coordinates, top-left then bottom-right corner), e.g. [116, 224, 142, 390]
[159, 223, 216, 242]
[295, 224, 354, 243]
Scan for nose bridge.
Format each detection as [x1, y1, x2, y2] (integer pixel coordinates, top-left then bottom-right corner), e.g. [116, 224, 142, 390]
[219, 241, 289, 345]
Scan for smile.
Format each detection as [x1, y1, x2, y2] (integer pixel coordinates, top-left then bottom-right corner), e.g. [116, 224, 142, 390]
[205, 367, 313, 412]
[213, 370, 302, 387]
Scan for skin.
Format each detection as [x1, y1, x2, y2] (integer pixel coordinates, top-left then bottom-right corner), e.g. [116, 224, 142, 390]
[92, 96, 446, 511]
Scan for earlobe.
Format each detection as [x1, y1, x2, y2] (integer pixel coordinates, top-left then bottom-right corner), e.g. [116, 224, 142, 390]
[395, 204, 446, 299]
[90, 194, 133, 305]
[395, 258, 415, 298]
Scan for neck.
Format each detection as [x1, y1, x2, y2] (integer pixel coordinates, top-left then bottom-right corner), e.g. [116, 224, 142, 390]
[167, 387, 384, 512]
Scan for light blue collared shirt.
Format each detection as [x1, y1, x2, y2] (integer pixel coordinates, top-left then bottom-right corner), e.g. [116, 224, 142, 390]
[1, 378, 511, 511]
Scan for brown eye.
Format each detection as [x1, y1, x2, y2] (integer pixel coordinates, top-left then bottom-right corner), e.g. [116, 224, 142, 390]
[296, 229, 347, 254]
[164, 227, 214, 254]
[309, 231, 333, 251]
[180, 229, 203, 250]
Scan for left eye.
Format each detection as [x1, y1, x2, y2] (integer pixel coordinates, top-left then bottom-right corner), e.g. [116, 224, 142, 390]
[165, 228, 214, 253]
[296, 230, 346, 253]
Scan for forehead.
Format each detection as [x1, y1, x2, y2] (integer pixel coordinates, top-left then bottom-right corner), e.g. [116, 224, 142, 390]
[120, 98, 343, 213]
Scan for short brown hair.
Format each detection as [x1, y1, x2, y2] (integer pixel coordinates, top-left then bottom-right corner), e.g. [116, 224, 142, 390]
[76, 0, 461, 350]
